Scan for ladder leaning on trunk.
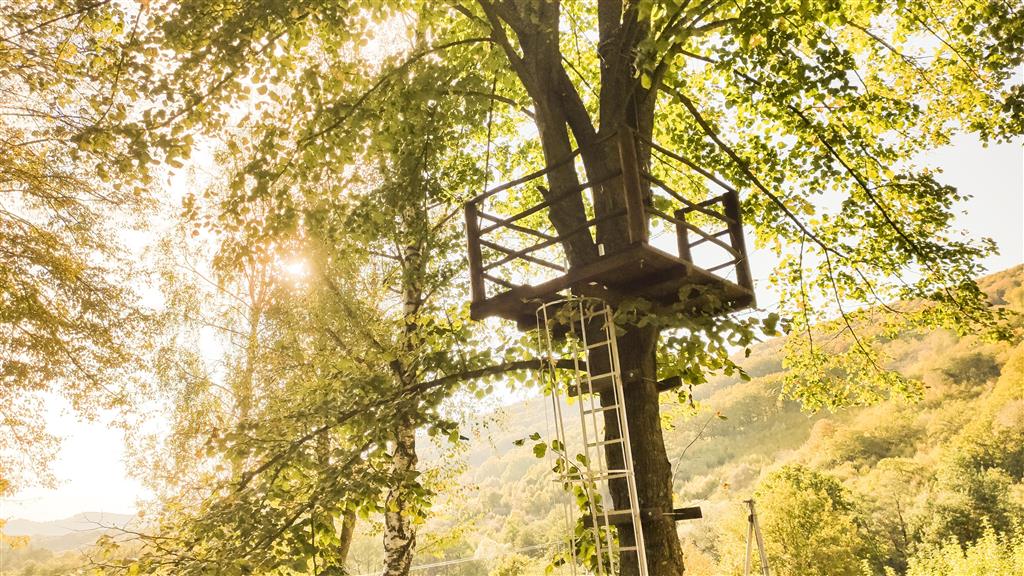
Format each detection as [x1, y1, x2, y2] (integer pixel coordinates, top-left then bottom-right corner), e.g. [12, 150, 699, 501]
[537, 296, 649, 576]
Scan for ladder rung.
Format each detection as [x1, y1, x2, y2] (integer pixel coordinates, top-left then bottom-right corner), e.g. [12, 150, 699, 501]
[568, 374, 616, 397]
[588, 437, 624, 448]
[587, 371, 617, 382]
[582, 509, 639, 529]
[584, 339, 611, 350]
[583, 404, 620, 415]
[591, 472, 630, 481]
[619, 546, 639, 552]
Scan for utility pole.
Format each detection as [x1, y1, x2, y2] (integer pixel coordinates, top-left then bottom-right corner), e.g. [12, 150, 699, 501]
[744, 499, 770, 576]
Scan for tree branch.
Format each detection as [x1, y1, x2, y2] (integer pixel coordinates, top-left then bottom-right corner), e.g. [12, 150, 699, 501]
[663, 83, 839, 257]
[414, 357, 582, 391]
[299, 36, 495, 147]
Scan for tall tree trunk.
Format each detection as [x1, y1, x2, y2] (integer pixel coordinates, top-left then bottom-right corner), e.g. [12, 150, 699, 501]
[382, 205, 425, 576]
[338, 509, 358, 567]
[478, 3, 685, 573]
[381, 417, 418, 576]
[601, 326, 683, 576]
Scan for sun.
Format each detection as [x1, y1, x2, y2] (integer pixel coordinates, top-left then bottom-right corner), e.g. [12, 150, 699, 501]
[278, 256, 309, 281]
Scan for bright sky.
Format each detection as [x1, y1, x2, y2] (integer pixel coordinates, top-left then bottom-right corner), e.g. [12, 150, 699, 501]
[1, 135, 1020, 524]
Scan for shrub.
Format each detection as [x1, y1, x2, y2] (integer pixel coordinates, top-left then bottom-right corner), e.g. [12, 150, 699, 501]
[905, 526, 1024, 576]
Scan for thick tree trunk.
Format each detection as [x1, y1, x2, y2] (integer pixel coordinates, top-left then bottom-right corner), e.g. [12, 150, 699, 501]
[381, 417, 418, 576]
[601, 326, 683, 576]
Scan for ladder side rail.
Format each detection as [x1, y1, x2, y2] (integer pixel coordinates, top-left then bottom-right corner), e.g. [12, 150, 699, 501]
[537, 301, 579, 575]
[595, 303, 629, 576]
[605, 304, 651, 576]
[567, 300, 612, 574]
[595, 305, 626, 576]
[575, 300, 618, 574]
[572, 300, 613, 574]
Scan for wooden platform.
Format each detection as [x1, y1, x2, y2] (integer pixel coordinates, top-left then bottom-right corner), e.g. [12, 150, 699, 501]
[469, 242, 755, 329]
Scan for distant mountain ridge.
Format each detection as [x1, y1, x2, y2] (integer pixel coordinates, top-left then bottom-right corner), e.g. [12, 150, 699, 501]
[3, 511, 135, 537]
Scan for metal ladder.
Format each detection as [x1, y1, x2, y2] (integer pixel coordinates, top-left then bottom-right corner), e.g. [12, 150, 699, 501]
[537, 296, 649, 576]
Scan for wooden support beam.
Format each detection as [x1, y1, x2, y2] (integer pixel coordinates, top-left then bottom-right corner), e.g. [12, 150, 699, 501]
[617, 129, 649, 245]
[687, 228, 731, 249]
[569, 374, 682, 397]
[648, 207, 741, 257]
[582, 506, 703, 528]
[465, 202, 485, 304]
[673, 209, 692, 263]
[722, 190, 754, 294]
[667, 506, 703, 521]
[479, 239, 566, 273]
[656, 375, 683, 393]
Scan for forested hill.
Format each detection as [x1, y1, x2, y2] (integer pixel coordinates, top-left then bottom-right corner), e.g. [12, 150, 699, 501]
[4, 266, 1021, 576]
[375, 264, 1023, 575]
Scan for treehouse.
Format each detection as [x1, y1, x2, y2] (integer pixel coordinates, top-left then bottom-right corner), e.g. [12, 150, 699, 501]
[464, 129, 755, 329]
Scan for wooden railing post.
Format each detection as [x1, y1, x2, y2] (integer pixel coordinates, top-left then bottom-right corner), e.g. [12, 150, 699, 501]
[673, 208, 693, 263]
[465, 202, 486, 303]
[722, 191, 753, 291]
[617, 128, 649, 245]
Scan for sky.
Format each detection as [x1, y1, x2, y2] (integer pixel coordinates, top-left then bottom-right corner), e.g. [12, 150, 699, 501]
[1, 135, 1021, 524]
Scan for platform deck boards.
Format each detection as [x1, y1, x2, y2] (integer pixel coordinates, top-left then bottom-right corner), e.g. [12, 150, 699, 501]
[469, 242, 755, 329]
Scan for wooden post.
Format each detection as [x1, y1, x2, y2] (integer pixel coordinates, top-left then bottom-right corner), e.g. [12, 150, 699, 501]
[673, 208, 692, 262]
[722, 191, 753, 291]
[464, 202, 485, 303]
[617, 128, 649, 245]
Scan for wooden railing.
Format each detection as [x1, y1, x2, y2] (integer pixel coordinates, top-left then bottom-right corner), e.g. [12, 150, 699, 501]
[465, 128, 753, 313]
[638, 133, 753, 292]
[464, 132, 623, 305]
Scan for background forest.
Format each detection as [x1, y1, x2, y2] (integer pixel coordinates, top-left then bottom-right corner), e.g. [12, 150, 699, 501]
[4, 266, 1022, 575]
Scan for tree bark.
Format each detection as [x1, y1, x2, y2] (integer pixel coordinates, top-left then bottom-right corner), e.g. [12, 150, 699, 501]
[381, 417, 418, 576]
[338, 509, 358, 566]
[601, 326, 683, 576]
[382, 202, 426, 576]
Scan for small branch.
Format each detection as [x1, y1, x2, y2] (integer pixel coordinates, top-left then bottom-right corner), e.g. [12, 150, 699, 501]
[670, 412, 716, 486]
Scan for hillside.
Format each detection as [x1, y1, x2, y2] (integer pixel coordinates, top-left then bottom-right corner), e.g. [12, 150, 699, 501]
[355, 265, 1024, 574]
[0, 513, 137, 574]
[4, 267, 1021, 576]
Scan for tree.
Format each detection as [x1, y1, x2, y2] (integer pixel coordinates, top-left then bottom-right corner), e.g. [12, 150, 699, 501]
[119, 0, 1022, 574]
[489, 553, 532, 576]
[744, 465, 875, 576]
[108, 45, 552, 574]
[0, 0, 149, 493]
